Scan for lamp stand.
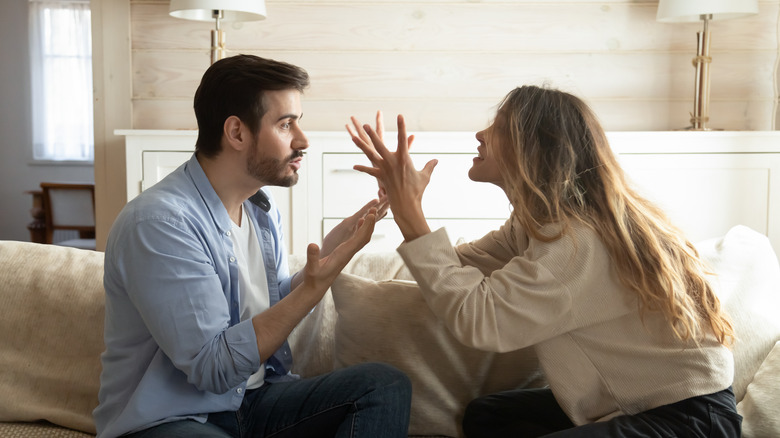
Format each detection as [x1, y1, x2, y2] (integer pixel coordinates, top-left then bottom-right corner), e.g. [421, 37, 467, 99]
[210, 9, 226, 65]
[689, 14, 712, 130]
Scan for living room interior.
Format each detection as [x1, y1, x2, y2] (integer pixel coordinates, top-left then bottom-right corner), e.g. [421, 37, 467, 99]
[0, 0, 778, 249]
[1, 1, 780, 437]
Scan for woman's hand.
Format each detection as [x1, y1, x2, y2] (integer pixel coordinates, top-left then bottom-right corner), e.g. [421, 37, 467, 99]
[349, 114, 437, 242]
[346, 111, 393, 199]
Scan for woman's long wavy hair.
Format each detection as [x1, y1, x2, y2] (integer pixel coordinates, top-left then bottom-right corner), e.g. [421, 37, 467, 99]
[493, 85, 733, 345]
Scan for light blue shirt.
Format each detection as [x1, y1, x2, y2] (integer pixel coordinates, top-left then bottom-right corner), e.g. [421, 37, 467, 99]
[94, 154, 296, 438]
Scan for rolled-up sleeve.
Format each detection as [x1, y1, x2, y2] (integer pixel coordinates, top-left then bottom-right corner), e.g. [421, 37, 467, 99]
[117, 215, 261, 394]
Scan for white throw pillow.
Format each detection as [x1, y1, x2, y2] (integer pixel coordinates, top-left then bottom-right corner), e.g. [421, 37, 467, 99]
[695, 225, 780, 402]
[737, 341, 780, 438]
[330, 273, 543, 438]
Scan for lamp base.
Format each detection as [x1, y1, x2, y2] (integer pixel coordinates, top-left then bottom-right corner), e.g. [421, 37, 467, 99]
[689, 16, 712, 130]
[210, 29, 226, 65]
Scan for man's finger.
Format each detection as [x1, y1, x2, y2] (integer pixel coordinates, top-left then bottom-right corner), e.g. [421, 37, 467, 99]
[350, 135, 383, 164]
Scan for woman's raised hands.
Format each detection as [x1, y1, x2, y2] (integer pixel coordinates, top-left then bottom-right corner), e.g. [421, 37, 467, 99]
[347, 113, 437, 242]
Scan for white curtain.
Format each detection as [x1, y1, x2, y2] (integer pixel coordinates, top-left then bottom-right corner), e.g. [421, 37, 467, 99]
[29, 0, 94, 161]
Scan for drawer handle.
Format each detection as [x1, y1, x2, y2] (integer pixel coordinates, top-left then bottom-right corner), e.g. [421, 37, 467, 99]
[329, 168, 360, 173]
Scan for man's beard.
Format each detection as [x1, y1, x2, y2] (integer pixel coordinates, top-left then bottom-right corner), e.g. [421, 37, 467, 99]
[246, 146, 303, 188]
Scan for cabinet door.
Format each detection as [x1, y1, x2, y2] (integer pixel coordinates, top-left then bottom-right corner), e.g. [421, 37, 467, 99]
[322, 153, 509, 219]
[141, 151, 191, 192]
[618, 153, 776, 245]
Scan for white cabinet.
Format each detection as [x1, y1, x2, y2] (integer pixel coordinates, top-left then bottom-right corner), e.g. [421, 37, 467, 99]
[319, 152, 509, 251]
[118, 130, 780, 254]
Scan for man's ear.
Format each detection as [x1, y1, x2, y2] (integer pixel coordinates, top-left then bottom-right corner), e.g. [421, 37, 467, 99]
[223, 116, 247, 152]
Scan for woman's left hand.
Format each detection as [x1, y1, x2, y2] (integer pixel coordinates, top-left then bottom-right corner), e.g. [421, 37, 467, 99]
[349, 114, 437, 242]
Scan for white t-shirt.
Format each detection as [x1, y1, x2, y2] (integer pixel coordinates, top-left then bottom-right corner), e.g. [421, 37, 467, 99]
[229, 205, 270, 389]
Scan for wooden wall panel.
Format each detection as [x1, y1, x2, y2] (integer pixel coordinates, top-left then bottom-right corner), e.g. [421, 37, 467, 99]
[128, 0, 780, 132]
[131, 2, 776, 52]
[133, 98, 775, 132]
[133, 50, 773, 99]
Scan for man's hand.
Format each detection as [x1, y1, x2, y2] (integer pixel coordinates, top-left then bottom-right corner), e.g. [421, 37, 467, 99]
[320, 198, 388, 258]
[302, 207, 378, 293]
[252, 209, 377, 362]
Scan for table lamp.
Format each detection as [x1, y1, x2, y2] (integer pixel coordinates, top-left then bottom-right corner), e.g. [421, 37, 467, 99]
[657, 0, 758, 130]
[169, 0, 267, 65]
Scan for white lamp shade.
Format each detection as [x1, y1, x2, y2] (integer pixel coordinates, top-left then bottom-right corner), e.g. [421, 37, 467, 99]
[657, 0, 758, 22]
[169, 0, 266, 22]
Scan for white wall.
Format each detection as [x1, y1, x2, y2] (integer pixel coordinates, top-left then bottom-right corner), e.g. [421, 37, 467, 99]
[0, 0, 94, 242]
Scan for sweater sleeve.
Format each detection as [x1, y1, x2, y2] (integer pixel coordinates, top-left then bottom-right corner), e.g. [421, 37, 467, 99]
[398, 225, 629, 352]
[454, 218, 527, 276]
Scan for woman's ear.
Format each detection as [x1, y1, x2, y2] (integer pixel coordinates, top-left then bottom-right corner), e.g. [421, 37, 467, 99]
[223, 116, 247, 152]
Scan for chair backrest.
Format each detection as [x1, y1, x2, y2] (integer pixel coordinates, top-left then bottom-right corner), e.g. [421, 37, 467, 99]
[40, 182, 96, 246]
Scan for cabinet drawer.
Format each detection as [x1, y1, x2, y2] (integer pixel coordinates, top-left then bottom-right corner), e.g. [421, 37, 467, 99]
[322, 153, 509, 219]
[323, 218, 507, 253]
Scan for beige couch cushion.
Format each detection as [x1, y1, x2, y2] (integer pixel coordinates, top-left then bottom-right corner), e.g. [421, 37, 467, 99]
[330, 273, 543, 438]
[0, 241, 104, 434]
[288, 250, 415, 377]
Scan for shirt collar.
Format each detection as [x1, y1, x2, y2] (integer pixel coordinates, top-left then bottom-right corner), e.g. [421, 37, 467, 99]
[184, 153, 272, 235]
[184, 153, 233, 235]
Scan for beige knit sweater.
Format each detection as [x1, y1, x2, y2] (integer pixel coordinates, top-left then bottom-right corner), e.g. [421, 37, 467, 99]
[397, 218, 733, 425]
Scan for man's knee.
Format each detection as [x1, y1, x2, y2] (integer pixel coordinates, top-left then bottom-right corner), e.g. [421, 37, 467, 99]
[347, 362, 412, 396]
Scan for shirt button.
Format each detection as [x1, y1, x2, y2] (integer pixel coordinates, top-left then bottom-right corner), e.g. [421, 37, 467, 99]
[229, 257, 236, 263]
[237, 388, 243, 394]
[226, 231, 232, 236]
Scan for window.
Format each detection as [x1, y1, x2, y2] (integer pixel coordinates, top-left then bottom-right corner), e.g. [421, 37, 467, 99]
[29, 0, 94, 162]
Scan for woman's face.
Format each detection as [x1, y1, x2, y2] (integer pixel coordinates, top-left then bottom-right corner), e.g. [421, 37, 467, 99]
[469, 117, 506, 189]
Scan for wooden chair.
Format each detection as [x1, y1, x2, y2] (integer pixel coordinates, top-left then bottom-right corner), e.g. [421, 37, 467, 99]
[40, 182, 96, 250]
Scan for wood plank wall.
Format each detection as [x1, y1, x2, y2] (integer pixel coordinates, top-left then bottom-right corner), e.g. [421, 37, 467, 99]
[130, 0, 779, 132]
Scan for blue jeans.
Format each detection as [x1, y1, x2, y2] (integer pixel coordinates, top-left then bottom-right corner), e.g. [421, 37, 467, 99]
[124, 362, 412, 438]
[462, 387, 741, 438]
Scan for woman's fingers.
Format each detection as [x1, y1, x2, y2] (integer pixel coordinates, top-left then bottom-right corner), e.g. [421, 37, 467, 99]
[375, 110, 384, 141]
[396, 114, 409, 154]
[422, 158, 439, 178]
[353, 164, 381, 178]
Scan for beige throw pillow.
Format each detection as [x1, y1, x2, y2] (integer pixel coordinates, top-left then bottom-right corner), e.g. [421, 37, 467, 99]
[0, 241, 105, 434]
[330, 273, 543, 438]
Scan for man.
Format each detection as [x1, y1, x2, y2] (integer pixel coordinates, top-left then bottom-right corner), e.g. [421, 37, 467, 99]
[94, 55, 412, 438]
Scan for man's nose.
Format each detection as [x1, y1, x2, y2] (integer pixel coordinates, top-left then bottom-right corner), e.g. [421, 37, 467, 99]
[294, 128, 309, 150]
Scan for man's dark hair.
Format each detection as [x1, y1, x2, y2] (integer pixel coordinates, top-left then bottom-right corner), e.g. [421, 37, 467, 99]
[193, 55, 310, 157]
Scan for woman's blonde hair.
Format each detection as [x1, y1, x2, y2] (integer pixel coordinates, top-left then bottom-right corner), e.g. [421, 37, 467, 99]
[494, 85, 733, 345]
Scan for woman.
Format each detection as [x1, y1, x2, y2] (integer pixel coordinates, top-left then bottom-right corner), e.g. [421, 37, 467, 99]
[347, 85, 741, 437]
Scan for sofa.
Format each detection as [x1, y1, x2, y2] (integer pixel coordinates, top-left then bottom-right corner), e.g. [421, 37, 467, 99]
[0, 225, 779, 437]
